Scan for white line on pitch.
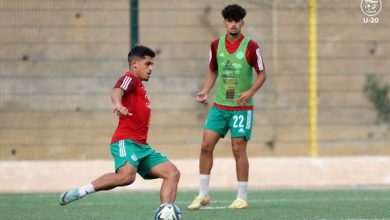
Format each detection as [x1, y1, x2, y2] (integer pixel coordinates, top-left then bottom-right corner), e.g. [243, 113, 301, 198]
[200, 206, 227, 210]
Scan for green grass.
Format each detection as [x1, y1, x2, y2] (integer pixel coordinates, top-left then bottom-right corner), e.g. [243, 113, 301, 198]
[1, 189, 390, 220]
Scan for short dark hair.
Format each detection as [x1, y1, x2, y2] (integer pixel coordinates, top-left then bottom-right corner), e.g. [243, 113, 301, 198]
[221, 4, 246, 21]
[128, 45, 155, 63]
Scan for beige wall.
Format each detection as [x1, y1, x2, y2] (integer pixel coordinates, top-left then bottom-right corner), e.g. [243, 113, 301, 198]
[2, 157, 390, 192]
[0, 0, 389, 160]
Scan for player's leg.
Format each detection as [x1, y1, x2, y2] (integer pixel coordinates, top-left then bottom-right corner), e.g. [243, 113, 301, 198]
[91, 162, 137, 191]
[147, 161, 180, 204]
[228, 110, 253, 209]
[199, 130, 221, 176]
[189, 107, 228, 210]
[60, 139, 139, 206]
[59, 162, 137, 206]
[199, 106, 228, 177]
[228, 137, 249, 209]
[187, 130, 220, 210]
[231, 137, 249, 183]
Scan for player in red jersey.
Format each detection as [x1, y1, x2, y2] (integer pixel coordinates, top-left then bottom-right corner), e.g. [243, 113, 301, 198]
[60, 46, 180, 207]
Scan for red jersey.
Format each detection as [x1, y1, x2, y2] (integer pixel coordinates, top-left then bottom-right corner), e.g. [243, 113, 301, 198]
[209, 34, 265, 73]
[111, 72, 151, 144]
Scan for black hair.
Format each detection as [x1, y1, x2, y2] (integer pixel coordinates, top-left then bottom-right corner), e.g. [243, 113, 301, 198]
[127, 45, 155, 63]
[221, 4, 246, 21]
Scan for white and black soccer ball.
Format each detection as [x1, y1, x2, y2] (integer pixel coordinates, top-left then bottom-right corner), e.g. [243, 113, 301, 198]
[154, 203, 182, 220]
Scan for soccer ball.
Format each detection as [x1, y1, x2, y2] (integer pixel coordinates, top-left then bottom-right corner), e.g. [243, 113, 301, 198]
[154, 203, 182, 220]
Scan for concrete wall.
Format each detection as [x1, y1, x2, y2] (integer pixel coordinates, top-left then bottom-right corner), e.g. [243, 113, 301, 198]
[2, 157, 390, 192]
[0, 0, 389, 160]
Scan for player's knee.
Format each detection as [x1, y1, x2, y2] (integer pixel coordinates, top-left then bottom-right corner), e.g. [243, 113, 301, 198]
[117, 173, 136, 186]
[200, 142, 213, 154]
[232, 147, 246, 159]
[173, 168, 180, 182]
[167, 167, 180, 183]
[231, 140, 247, 158]
[123, 175, 136, 186]
[232, 138, 247, 146]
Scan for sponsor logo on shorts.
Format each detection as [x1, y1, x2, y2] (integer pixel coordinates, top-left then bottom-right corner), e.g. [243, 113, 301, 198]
[131, 154, 138, 161]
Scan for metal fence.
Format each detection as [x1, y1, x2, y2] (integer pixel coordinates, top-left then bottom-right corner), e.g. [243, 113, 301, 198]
[0, 0, 389, 160]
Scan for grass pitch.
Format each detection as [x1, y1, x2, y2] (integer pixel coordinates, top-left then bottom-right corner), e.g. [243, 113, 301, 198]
[1, 189, 390, 220]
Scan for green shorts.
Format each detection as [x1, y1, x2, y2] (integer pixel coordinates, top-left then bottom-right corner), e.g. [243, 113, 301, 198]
[204, 106, 254, 140]
[110, 139, 168, 179]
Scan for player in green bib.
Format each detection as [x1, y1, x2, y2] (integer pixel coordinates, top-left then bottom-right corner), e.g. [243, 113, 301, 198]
[188, 4, 267, 210]
[215, 35, 253, 107]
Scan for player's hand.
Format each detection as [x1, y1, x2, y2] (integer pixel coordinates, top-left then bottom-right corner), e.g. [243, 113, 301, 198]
[196, 91, 208, 105]
[237, 91, 253, 106]
[113, 105, 132, 116]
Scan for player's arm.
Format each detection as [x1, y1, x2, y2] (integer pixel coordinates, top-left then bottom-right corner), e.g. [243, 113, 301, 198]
[196, 70, 217, 104]
[111, 88, 131, 116]
[112, 75, 137, 116]
[197, 41, 218, 105]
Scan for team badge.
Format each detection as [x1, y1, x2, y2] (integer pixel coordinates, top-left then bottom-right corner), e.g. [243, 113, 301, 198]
[360, 0, 382, 17]
[236, 51, 244, 59]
